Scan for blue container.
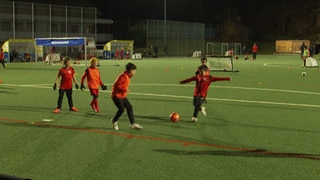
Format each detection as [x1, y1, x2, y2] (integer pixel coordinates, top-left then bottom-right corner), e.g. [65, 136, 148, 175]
[4, 52, 9, 62]
[103, 51, 111, 59]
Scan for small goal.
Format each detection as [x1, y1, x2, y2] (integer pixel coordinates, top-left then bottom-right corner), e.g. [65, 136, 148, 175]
[206, 56, 239, 72]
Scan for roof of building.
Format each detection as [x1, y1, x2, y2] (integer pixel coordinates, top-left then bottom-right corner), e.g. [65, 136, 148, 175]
[11, 0, 95, 7]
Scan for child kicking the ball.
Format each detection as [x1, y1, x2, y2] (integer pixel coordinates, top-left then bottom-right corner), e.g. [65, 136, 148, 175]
[110, 63, 142, 130]
[180, 65, 231, 122]
[53, 57, 79, 114]
[80, 57, 107, 112]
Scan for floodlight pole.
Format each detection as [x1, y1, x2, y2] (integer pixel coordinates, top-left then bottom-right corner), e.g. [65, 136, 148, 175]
[164, 0, 167, 47]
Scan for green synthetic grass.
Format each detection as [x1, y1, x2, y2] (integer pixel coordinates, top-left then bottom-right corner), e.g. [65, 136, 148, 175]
[0, 55, 320, 179]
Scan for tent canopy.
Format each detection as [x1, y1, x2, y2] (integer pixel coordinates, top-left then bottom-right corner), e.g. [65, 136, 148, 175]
[35, 37, 88, 63]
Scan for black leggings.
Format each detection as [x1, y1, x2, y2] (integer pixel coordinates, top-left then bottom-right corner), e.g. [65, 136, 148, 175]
[0, 60, 5, 68]
[57, 89, 73, 109]
[193, 96, 205, 118]
[112, 97, 135, 124]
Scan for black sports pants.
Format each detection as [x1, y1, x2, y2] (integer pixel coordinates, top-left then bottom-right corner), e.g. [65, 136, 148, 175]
[112, 97, 135, 124]
[193, 96, 205, 118]
[57, 89, 73, 109]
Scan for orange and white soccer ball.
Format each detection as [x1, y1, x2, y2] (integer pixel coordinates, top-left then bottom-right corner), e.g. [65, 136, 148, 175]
[169, 112, 180, 123]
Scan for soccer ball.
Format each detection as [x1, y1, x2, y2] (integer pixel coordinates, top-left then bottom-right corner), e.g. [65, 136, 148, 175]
[302, 72, 307, 76]
[169, 112, 180, 123]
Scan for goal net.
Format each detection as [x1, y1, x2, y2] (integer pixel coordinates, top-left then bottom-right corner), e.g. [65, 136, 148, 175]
[206, 56, 238, 72]
[35, 37, 97, 65]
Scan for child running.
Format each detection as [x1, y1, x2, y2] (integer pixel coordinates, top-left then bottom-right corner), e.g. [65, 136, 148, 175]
[80, 57, 107, 112]
[180, 65, 231, 122]
[111, 63, 142, 130]
[53, 57, 79, 114]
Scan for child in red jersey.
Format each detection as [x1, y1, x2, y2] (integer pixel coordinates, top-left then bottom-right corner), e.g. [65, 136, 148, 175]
[53, 57, 79, 114]
[180, 65, 231, 122]
[115, 48, 119, 60]
[110, 63, 142, 130]
[252, 43, 258, 60]
[0, 48, 5, 69]
[80, 57, 107, 112]
[195, 57, 210, 115]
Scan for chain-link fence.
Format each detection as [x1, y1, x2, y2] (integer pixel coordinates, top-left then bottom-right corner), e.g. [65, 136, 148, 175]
[146, 19, 204, 57]
[206, 42, 242, 56]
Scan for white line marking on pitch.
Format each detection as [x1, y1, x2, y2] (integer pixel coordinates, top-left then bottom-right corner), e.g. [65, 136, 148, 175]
[1, 83, 320, 108]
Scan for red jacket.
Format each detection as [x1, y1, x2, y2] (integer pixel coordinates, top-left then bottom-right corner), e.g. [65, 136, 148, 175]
[180, 75, 230, 98]
[111, 71, 132, 98]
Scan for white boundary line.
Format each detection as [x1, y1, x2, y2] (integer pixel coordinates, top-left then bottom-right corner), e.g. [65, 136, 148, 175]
[1, 83, 320, 108]
[263, 62, 303, 69]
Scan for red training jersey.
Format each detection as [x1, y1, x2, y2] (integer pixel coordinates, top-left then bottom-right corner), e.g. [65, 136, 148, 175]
[180, 75, 230, 99]
[0, 51, 4, 60]
[111, 71, 131, 98]
[252, 45, 258, 53]
[81, 67, 103, 89]
[58, 67, 75, 90]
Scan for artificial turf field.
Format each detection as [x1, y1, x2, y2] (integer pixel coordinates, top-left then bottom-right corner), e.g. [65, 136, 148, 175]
[0, 55, 319, 179]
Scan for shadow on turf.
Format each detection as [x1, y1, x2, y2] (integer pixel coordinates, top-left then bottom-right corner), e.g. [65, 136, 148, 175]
[153, 149, 320, 160]
[0, 105, 54, 112]
[0, 86, 17, 94]
[135, 115, 169, 121]
[131, 97, 190, 103]
[135, 115, 196, 125]
[213, 117, 320, 135]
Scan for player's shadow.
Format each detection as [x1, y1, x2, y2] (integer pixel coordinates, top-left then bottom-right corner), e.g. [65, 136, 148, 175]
[131, 97, 189, 103]
[153, 149, 320, 160]
[135, 115, 168, 121]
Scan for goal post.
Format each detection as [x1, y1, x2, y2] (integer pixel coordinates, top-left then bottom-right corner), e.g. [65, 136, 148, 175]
[35, 37, 95, 65]
[206, 55, 239, 72]
[206, 42, 242, 56]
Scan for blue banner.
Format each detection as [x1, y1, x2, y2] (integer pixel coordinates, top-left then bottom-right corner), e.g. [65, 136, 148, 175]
[35, 38, 85, 46]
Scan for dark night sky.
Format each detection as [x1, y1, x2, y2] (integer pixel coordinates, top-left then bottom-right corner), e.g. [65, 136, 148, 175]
[17, 0, 310, 41]
[16, 0, 258, 23]
[92, 0, 243, 22]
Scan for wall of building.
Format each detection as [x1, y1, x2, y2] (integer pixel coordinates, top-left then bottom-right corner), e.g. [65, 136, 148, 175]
[0, 0, 113, 43]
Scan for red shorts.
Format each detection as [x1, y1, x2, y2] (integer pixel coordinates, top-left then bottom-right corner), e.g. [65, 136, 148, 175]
[90, 89, 99, 96]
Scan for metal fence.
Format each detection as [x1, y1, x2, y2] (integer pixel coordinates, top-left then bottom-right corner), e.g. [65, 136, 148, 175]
[206, 42, 242, 56]
[146, 19, 204, 57]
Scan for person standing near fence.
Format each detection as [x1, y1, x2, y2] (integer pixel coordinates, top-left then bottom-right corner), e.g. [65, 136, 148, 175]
[252, 43, 258, 60]
[300, 42, 307, 60]
[0, 48, 5, 69]
[302, 46, 309, 67]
